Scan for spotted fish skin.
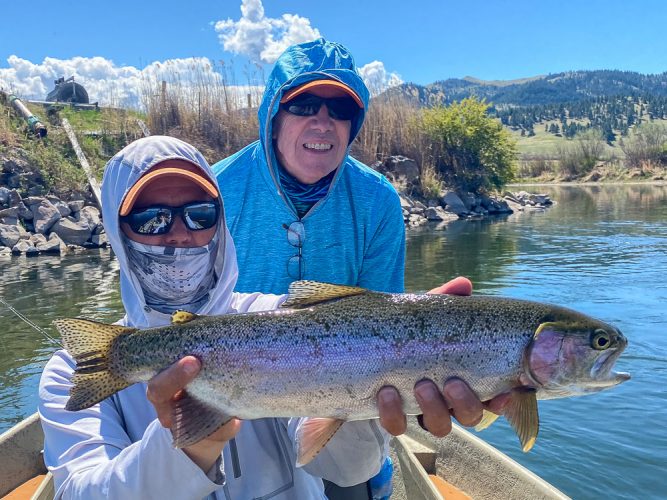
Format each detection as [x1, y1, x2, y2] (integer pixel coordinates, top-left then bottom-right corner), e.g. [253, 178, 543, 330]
[55, 282, 630, 454]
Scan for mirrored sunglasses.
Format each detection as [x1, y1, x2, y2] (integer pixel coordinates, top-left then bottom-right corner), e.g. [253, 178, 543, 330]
[281, 93, 360, 121]
[121, 201, 219, 235]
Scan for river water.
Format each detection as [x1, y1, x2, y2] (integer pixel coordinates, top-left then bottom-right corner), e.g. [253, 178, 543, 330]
[1, 184, 665, 499]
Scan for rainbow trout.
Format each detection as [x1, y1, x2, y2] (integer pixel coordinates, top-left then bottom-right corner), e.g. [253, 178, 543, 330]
[55, 281, 630, 464]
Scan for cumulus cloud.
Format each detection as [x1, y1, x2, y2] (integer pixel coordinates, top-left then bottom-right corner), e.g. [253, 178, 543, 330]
[214, 0, 321, 63]
[359, 61, 403, 95]
[0, 56, 245, 109]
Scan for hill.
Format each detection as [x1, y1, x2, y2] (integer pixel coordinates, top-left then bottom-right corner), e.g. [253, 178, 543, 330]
[382, 70, 667, 141]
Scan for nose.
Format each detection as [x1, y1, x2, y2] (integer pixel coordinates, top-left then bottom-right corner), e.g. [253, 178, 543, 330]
[311, 104, 334, 130]
[163, 216, 192, 246]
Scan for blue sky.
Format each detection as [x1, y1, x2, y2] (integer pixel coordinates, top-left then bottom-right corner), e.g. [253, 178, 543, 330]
[1, 0, 666, 105]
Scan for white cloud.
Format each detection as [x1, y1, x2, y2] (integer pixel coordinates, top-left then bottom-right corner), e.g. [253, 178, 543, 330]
[0, 55, 257, 109]
[359, 61, 403, 95]
[214, 0, 321, 63]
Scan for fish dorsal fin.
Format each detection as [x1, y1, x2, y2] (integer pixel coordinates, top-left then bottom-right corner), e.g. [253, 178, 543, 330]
[505, 388, 539, 452]
[295, 417, 345, 466]
[171, 310, 200, 325]
[281, 281, 367, 309]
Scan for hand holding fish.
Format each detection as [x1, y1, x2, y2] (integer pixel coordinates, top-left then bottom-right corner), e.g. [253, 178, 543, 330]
[146, 355, 242, 472]
[377, 276, 510, 437]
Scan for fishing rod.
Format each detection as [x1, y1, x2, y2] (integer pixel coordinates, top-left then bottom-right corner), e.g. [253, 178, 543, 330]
[0, 296, 62, 347]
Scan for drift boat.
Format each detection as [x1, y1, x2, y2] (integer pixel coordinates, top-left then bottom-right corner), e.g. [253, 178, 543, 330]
[0, 414, 568, 500]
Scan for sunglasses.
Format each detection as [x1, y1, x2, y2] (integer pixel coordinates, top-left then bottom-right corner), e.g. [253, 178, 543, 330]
[283, 221, 305, 279]
[121, 201, 219, 235]
[281, 93, 360, 121]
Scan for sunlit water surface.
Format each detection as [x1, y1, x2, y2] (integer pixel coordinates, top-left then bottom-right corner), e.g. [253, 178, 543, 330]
[0, 184, 665, 499]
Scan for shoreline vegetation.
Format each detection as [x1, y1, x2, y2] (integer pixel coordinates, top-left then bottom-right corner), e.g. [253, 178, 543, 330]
[1, 69, 666, 254]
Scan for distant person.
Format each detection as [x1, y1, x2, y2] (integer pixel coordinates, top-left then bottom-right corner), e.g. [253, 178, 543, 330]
[214, 38, 506, 500]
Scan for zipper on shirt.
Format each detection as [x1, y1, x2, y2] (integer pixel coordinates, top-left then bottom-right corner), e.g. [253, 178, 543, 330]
[229, 438, 242, 478]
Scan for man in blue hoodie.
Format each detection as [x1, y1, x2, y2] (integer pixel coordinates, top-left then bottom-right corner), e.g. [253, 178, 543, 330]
[214, 39, 506, 500]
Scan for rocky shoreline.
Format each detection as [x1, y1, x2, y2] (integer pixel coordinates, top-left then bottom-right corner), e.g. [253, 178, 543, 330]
[0, 187, 106, 256]
[373, 156, 554, 229]
[0, 152, 556, 256]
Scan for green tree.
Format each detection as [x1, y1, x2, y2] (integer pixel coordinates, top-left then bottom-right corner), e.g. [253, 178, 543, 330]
[418, 97, 518, 192]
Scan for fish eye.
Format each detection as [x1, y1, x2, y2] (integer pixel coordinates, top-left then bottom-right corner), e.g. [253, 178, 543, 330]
[591, 329, 611, 350]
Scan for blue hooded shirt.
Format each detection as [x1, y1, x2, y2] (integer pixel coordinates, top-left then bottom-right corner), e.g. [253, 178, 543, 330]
[214, 38, 405, 294]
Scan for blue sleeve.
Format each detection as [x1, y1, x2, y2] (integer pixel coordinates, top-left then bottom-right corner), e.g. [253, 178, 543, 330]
[357, 186, 405, 293]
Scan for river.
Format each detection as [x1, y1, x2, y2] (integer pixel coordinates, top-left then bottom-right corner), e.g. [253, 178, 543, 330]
[1, 184, 665, 499]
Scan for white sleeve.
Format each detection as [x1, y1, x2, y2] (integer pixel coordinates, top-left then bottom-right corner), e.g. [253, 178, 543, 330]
[231, 291, 287, 313]
[39, 350, 224, 500]
[288, 418, 389, 487]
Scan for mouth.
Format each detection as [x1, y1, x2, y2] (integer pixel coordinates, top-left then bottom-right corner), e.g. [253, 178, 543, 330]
[303, 143, 333, 151]
[590, 349, 631, 386]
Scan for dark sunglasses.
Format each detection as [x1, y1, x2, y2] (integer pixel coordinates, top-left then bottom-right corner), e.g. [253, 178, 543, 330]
[121, 201, 219, 235]
[281, 93, 360, 121]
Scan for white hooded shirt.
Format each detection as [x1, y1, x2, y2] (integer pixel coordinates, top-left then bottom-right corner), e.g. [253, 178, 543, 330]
[38, 136, 388, 500]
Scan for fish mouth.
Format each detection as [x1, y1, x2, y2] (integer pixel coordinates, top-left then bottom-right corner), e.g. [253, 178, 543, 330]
[590, 348, 631, 386]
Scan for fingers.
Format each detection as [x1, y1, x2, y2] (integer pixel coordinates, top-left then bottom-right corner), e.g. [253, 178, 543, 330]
[146, 356, 201, 428]
[199, 418, 243, 444]
[484, 391, 512, 415]
[442, 378, 484, 427]
[414, 380, 452, 437]
[377, 386, 407, 436]
[427, 276, 473, 296]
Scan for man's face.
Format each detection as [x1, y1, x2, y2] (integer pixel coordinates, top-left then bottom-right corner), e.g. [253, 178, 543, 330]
[120, 159, 217, 248]
[272, 87, 355, 184]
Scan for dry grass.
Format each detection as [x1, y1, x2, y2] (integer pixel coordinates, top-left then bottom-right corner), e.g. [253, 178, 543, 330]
[353, 94, 422, 165]
[141, 60, 264, 161]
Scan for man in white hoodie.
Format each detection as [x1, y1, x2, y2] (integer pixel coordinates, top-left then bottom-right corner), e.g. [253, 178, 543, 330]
[39, 136, 503, 499]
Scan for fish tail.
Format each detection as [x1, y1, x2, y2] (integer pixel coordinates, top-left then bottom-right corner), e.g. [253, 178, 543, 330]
[53, 318, 135, 411]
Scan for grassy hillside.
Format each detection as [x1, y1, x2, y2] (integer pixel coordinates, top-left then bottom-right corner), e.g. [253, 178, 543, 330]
[0, 96, 144, 196]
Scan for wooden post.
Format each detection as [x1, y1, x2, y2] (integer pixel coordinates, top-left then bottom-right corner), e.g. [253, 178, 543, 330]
[61, 118, 102, 208]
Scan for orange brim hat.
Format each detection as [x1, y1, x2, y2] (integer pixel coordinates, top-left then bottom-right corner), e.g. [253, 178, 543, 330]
[120, 167, 219, 216]
[280, 79, 364, 109]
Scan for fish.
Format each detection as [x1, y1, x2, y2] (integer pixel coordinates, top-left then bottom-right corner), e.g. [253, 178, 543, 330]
[54, 280, 630, 465]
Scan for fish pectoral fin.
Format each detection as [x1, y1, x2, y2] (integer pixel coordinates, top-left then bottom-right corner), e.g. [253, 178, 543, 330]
[474, 409, 500, 432]
[504, 388, 539, 452]
[171, 391, 233, 448]
[295, 417, 345, 467]
[171, 310, 201, 324]
[282, 281, 368, 309]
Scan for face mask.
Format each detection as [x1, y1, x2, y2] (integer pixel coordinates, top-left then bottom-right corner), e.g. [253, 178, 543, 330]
[124, 237, 217, 314]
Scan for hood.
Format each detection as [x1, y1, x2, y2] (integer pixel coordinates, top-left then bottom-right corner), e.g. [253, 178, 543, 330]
[101, 135, 238, 327]
[258, 38, 370, 183]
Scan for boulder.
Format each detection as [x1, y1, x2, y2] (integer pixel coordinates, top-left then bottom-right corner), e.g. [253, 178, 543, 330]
[29, 233, 48, 246]
[90, 232, 108, 247]
[441, 191, 468, 216]
[0, 224, 21, 247]
[50, 218, 93, 246]
[31, 199, 62, 234]
[0, 186, 10, 206]
[76, 206, 102, 231]
[11, 239, 33, 255]
[0, 246, 11, 257]
[67, 200, 85, 213]
[37, 233, 67, 254]
[375, 156, 421, 192]
[0, 207, 19, 225]
[480, 195, 513, 215]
